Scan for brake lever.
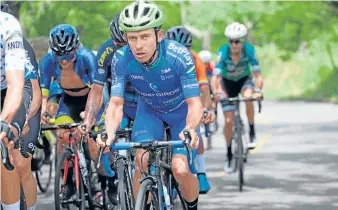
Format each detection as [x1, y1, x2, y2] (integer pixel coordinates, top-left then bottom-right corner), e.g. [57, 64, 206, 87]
[183, 130, 193, 165]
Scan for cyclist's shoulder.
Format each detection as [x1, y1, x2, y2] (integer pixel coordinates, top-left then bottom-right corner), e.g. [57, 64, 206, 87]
[97, 39, 115, 54]
[243, 42, 256, 56]
[40, 51, 56, 67]
[161, 39, 193, 69]
[114, 45, 134, 65]
[1, 12, 22, 36]
[77, 46, 95, 58]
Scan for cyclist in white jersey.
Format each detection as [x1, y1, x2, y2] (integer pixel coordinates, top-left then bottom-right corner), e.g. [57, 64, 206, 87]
[0, 7, 33, 210]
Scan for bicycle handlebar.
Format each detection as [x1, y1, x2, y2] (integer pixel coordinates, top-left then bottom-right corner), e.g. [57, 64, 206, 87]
[41, 122, 83, 131]
[97, 129, 193, 177]
[225, 97, 263, 113]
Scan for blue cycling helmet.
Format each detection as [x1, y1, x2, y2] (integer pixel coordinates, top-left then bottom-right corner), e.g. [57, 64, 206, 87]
[165, 26, 193, 48]
[49, 24, 80, 55]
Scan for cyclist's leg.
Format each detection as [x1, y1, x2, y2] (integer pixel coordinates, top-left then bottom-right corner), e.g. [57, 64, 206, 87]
[1, 81, 32, 209]
[161, 103, 199, 206]
[13, 106, 41, 209]
[220, 78, 241, 173]
[196, 137, 211, 194]
[241, 76, 255, 146]
[131, 99, 164, 199]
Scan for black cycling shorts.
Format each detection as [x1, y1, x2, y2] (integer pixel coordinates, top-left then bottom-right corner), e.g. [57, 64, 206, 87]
[0, 80, 32, 135]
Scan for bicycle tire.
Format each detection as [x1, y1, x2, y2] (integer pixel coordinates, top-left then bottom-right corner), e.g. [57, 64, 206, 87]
[54, 149, 85, 210]
[135, 179, 159, 210]
[237, 131, 244, 192]
[36, 137, 53, 193]
[36, 159, 53, 193]
[117, 158, 134, 210]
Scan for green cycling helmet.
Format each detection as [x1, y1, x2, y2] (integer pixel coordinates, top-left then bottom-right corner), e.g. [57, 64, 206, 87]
[119, 0, 164, 32]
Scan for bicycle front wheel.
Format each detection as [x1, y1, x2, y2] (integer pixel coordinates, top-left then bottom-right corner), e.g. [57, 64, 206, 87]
[117, 158, 135, 210]
[135, 179, 159, 210]
[237, 133, 244, 192]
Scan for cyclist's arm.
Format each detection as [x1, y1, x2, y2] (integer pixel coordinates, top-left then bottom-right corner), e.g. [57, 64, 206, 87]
[105, 97, 124, 141]
[247, 44, 264, 90]
[1, 19, 26, 124]
[106, 52, 127, 141]
[194, 53, 213, 109]
[28, 79, 42, 120]
[211, 48, 227, 95]
[179, 55, 203, 130]
[83, 49, 105, 126]
[39, 54, 54, 116]
[24, 38, 42, 120]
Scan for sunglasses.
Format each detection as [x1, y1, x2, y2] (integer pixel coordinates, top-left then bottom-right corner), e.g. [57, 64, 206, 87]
[229, 39, 242, 45]
[55, 52, 76, 62]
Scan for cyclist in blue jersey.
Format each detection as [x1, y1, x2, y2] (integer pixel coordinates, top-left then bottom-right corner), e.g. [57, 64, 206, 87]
[97, 1, 203, 209]
[165, 26, 213, 195]
[39, 24, 106, 198]
[1, 3, 41, 209]
[80, 11, 136, 204]
[211, 22, 264, 173]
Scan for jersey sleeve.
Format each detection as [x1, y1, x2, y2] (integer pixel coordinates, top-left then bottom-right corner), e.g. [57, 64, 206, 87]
[23, 37, 39, 80]
[245, 43, 260, 72]
[82, 48, 98, 85]
[93, 44, 113, 86]
[213, 45, 228, 76]
[4, 15, 25, 73]
[192, 52, 208, 86]
[177, 52, 200, 99]
[110, 49, 126, 98]
[39, 54, 54, 97]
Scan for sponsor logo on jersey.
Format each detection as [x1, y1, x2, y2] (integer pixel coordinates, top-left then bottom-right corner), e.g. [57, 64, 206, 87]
[161, 68, 171, 74]
[98, 68, 105, 74]
[98, 47, 114, 67]
[168, 42, 193, 66]
[7, 41, 23, 50]
[149, 83, 160, 92]
[160, 74, 174, 80]
[130, 75, 144, 80]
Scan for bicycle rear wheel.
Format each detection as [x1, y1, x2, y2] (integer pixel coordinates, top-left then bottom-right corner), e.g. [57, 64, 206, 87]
[135, 179, 159, 210]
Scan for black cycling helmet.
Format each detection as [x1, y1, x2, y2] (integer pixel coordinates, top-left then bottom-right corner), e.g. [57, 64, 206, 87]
[1, 2, 10, 13]
[165, 26, 193, 48]
[109, 12, 126, 44]
[48, 24, 80, 55]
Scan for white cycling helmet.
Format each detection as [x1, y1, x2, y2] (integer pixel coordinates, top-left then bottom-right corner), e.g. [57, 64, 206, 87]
[224, 22, 247, 39]
[198, 50, 212, 63]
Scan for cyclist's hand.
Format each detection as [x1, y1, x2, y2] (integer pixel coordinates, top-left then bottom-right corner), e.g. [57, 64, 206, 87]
[203, 110, 215, 124]
[213, 93, 221, 102]
[255, 92, 263, 99]
[41, 114, 50, 125]
[77, 121, 91, 135]
[96, 133, 112, 153]
[179, 129, 199, 149]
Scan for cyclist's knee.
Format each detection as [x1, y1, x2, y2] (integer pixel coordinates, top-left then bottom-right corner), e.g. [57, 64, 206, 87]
[242, 88, 253, 98]
[172, 155, 190, 179]
[13, 151, 32, 176]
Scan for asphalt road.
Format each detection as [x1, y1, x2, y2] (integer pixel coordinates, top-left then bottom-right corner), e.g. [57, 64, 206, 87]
[35, 100, 338, 210]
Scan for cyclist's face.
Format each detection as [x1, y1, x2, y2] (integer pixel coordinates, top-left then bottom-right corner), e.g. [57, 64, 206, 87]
[229, 39, 242, 54]
[126, 29, 164, 63]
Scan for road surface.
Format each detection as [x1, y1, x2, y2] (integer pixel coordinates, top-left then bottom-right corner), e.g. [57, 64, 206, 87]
[35, 100, 338, 210]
